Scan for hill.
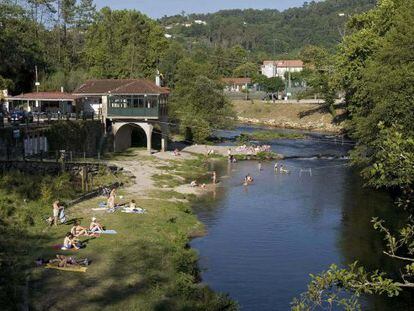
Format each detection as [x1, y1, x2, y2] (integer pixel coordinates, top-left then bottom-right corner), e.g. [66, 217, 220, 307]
[159, 0, 376, 56]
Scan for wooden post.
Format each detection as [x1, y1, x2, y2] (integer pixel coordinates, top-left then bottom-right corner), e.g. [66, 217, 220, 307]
[81, 166, 87, 193]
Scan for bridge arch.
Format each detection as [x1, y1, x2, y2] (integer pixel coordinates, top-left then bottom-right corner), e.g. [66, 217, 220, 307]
[112, 122, 153, 153]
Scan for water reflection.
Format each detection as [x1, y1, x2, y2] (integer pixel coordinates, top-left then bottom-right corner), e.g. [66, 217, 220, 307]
[191, 127, 413, 310]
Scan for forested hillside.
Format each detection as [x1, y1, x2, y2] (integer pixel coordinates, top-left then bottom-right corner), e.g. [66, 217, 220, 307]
[159, 0, 376, 56]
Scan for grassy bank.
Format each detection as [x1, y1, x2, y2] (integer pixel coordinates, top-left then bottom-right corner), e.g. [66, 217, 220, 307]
[0, 154, 237, 310]
[233, 100, 345, 132]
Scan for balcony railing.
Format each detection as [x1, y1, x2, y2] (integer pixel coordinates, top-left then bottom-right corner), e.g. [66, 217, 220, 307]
[107, 107, 159, 118]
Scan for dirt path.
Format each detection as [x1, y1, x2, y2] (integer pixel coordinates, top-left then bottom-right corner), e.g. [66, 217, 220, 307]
[108, 149, 207, 198]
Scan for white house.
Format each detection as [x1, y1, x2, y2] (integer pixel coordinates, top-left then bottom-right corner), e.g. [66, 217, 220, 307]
[261, 60, 303, 79]
[194, 20, 207, 25]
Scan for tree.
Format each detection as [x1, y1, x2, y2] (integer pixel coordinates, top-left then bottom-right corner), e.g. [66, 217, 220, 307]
[170, 59, 235, 142]
[299, 45, 337, 115]
[0, 2, 44, 93]
[76, 0, 96, 30]
[294, 1, 414, 308]
[84, 8, 168, 79]
[232, 62, 259, 78]
[254, 75, 284, 94]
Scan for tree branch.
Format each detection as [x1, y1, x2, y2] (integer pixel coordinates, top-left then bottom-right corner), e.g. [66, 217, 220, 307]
[383, 251, 414, 262]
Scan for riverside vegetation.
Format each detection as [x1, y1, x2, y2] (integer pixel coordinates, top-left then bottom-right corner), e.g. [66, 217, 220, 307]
[0, 153, 237, 310]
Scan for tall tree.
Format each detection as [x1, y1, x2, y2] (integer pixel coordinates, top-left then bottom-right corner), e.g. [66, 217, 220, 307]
[170, 58, 235, 142]
[84, 8, 168, 78]
[293, 1, 414, 308]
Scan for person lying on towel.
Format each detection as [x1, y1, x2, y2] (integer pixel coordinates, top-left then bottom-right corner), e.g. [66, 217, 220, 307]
[49, 255, 88, 267]
[63, 233, 81, 250]
[89, 217, 105, 233]
[71, 221, 91, 237]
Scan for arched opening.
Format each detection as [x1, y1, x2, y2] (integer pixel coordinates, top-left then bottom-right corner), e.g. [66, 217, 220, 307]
[114, 123, 148, 152]
[151, 123, 162, 150]
[131, 126, 147, 148]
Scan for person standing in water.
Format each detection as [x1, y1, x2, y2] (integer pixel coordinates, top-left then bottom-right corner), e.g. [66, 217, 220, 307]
[258, 161, 262, 171]
[212, 171, 217, 184]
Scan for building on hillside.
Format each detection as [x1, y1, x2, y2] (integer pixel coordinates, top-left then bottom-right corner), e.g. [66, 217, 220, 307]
[222, 77, 252, 92]
[7, 91, 78, 114]
[73, 78, 169, 153]
[261, 60, 303, 79]
[194, 20, 207, 25]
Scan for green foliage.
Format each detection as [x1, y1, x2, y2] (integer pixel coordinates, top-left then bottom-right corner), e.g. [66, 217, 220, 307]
[159, 0, 376, 56]
[41, 68, 90, 92]
[294, 1, 414, 308]
[299, 45, 337, 115]
[291, 262, 401, 310]
[0, 2, 44, 93]
[254, 75, 285, 93]
[45, 120, 103, 153]
[84, 8, 168, 79]
[170, 61, 235, 142]
[232, 62, 259, 78]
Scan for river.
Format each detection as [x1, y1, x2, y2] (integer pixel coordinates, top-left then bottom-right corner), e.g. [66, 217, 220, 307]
[190, 126, 413, 310]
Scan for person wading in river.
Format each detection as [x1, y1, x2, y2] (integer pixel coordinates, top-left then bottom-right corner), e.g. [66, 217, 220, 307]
[212, 171, 217, 184]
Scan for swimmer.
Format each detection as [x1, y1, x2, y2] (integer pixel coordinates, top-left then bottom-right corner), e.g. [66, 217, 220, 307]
[280, 165, 290, 174]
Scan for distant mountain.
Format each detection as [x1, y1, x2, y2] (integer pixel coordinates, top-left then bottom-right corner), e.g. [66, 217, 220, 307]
[159, 0, 376, 55]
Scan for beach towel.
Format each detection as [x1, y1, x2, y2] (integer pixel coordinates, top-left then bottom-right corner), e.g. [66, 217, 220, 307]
[98, 202, 107, 208]
[59, 209, 66, 224]
[92, 208, 107, 211]
[52, 244, 81, 251]
[122, 208, 146, 214]
[46, 263, 87, 272]
[101, 230, 117, 234]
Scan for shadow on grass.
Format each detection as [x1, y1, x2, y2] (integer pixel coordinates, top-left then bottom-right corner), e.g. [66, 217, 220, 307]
[64, 217, 84, 225]
[30, 240, 173, 310]
[298, 102, 347, 119]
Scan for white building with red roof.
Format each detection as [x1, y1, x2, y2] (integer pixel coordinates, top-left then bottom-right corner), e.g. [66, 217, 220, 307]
[8, 91, 78, 114]
[261, 60, 304, 79]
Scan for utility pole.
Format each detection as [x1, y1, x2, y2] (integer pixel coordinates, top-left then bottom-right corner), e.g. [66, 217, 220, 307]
[35, 65, 39, 93]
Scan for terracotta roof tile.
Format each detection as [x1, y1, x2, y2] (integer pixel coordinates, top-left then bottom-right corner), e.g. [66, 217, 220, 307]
[10, 92, 77, 101]
[262, 60, 303, 67]
[222, 77, 252, 85]
[73, 79, 169, 95]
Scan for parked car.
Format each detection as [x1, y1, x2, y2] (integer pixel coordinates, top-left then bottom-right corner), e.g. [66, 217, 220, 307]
[7, 110, 34, 123]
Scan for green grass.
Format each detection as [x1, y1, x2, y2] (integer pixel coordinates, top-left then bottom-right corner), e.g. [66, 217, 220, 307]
[155, 156, 212, 186]
[0, 157, 236, 310]
[29, 196, 235, 310]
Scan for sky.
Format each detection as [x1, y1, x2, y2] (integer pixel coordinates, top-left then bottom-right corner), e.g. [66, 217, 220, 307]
[94, 0, 310, 19]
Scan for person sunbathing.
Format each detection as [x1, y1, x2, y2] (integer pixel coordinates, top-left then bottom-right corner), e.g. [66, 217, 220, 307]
[50, 255, 87, 267]
[63, 233, 80, 250]
[173, 149, 181, 156]
[70, 222, 90, 237]
[190, 180, 198, 187]
[89, 217, 104, 233]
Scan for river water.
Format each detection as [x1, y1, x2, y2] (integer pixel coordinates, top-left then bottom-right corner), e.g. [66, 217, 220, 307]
[191, 126, 413, 310]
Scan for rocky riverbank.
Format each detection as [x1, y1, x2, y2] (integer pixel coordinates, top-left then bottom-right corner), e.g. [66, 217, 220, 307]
[233, 100, 345, 133]
[237, 116, 343, 133]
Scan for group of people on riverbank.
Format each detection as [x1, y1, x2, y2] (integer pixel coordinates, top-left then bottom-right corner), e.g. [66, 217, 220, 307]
[235, 144, 271, 154]
[48, 196, 106, 252]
